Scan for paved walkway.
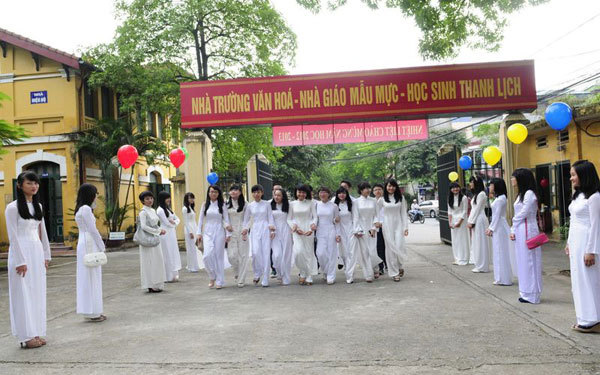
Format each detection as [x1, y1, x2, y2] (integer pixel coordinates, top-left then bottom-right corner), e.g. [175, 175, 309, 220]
[0, 220, 598, 374]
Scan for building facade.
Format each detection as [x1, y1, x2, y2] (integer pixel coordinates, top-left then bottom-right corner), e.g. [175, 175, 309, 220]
[0, 28, 183, 248]
[500, 103, 600, 239]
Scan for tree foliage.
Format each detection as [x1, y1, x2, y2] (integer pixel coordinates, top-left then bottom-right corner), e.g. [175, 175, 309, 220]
[0, 93, 27, 155]
[272, 145, 337, 191]
[83, 0, 298, 177]
[74, 118, 167, 233]
[297, 0, 548, 60]
[397, 130, 468, 184]
[114, 0, 297, 80]
[473, 122, 500, 148]
[212, 127, 281, 177]
[330, 142, 403, 187]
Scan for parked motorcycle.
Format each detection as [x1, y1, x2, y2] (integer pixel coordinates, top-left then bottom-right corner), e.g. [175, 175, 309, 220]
[408, 209, 425, 224]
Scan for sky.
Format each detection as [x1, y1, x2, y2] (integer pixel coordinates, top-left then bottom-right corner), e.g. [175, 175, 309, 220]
[2, 0, 600, 93]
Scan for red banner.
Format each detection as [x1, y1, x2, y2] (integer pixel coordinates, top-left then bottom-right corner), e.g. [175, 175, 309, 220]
[272, 119, 428, 146]
[180, 60, 536, 129]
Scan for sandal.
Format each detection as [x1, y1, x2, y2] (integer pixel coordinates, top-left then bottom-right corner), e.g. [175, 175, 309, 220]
[393, 276, 401, 282]
[374, 272, 380, 280]
[253, 278, 260, 286]
[215, 285, 222, 290]
[366, 279, 373, 283]
[208, 280, 215, 288]
[89, 315, 107, 323]
[299, 278, 306, 285]
[305, 281, 313, 286]
[399, 269, 405, 277]
[35, 337, 47, 345]
[20, 339, 42, 349]
[572, 322, 600, 333]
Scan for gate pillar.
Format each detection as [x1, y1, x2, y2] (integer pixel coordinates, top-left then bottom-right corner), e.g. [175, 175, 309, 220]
[183, 131, 213, 202]
[246, 154, 273, 200]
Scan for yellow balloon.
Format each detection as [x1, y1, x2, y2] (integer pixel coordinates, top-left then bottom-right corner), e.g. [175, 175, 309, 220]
[507, 123, 528, 144]
[448, 172, 459, 182]
[483, 146, 502, 166]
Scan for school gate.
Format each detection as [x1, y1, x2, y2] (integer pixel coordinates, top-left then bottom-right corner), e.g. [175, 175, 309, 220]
[180, 60, 538, 242]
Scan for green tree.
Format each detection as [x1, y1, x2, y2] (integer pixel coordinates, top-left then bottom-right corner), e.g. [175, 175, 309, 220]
[74, 118, 167, 234]
[272, 145, 338, 191]
[473, 122, 500, 148]
[297, 0, 547, 60]
[84, 0, 298, 175]
[0, 93, 27, 155]
[331, 142, 404, 187]
[397, 130, 468, 184]
[212, 127, 282, 179]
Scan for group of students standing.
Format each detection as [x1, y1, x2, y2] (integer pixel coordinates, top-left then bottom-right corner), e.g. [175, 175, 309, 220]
[6, 159, 600, 349]
[163, 178, 410, 289]
[448, 161, 600, 333]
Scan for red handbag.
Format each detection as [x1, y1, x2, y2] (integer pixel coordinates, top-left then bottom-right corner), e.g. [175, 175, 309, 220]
[525, 217, 548, 250]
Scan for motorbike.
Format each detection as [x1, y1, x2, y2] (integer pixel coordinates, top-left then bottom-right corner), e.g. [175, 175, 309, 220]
[408, 209, 425, 224]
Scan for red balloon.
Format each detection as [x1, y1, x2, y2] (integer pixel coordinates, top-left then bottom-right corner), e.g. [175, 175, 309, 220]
[169, 148, 186, 168]
[117, 145, 138, 169]
[540, 178, 549, 188]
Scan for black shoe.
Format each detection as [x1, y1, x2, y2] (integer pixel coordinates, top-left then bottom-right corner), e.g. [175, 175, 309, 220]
[338, 264, 344, 270]
[518, 297, 531, 304]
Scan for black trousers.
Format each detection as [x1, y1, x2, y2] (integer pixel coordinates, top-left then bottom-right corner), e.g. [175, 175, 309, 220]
[377, 228, 386, 271]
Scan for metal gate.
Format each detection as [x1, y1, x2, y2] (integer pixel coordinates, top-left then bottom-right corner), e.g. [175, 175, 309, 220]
[256, 155, 273, 200]
[437, 146, 459, 244]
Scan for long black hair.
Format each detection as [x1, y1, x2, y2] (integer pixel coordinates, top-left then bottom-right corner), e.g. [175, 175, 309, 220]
[572, 160, 600, 199]
[271, 188, 289, 213]
[512, 168, 538, 203]
[334, 187, 352, 212]
[15, 171, 43, 220]
[158, 191, 173, 217]
[184, 192, 195, 212]
[75, 183, 98, 214]
[489, 178, 508, 198]
[383, 179, 402, 203]
[448, 182, 463, 208]
[204, 185, 224, 215]
[227, 184, 245, 212]
[469, 175, 485, 204]
[294, 184, 312, 200]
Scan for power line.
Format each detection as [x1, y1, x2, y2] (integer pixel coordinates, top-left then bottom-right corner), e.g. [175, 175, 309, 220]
[532, 11, 600, 56]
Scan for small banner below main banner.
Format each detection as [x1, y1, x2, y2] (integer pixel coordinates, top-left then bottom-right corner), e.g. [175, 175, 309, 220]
[272, 119, 427, 146]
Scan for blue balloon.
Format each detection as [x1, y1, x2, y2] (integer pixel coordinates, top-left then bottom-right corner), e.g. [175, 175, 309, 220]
[459, 155, 472, 170]
[207, 172, 219, 185]
[545, 102, 573, 131]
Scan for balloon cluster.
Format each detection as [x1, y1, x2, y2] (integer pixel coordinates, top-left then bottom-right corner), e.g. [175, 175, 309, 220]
[116, 144, 220, 186]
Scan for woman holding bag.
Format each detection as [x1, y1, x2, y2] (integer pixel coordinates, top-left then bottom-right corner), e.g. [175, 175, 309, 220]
[510, 168, 543, 304]
[137, 191, 167, 293]
[75, 184, 107, 322]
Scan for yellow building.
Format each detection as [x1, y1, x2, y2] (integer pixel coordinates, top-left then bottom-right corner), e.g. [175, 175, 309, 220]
[500, 103, 600, 239]
[0, 28, 193, 249]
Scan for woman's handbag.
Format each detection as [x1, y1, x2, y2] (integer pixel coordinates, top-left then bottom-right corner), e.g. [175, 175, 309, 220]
[82, 233, 107, 267]
[525, 217, 549, 250]
[84, 252, 107, 267]
[133, 216, 161, 247]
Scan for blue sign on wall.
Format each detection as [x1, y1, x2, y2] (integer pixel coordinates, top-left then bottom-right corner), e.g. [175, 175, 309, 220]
[30, 91, 48, 104]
